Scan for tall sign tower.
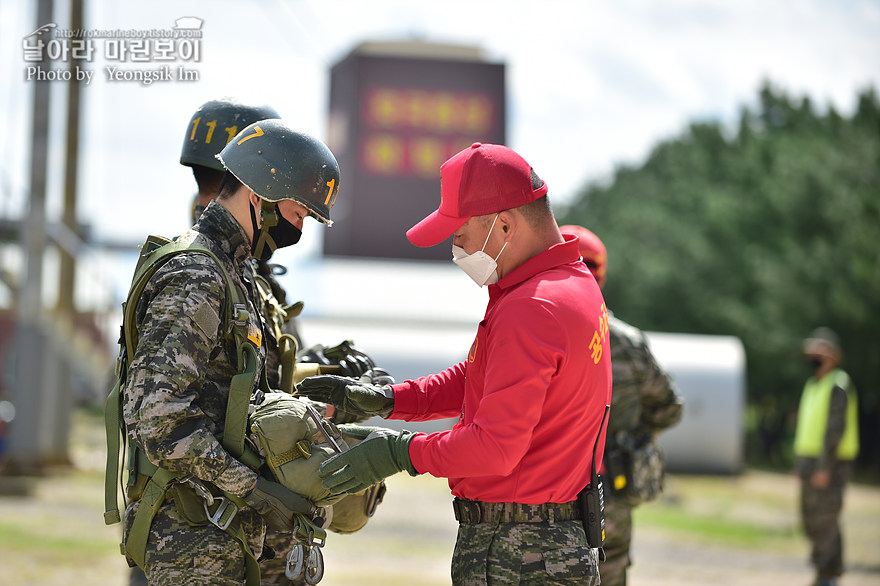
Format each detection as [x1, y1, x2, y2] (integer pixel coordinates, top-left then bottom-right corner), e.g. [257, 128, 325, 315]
[325, 41, 506, 260]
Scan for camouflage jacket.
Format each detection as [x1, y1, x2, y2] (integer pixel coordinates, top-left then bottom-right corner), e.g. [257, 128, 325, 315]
[122, 200, 267, 497]
[606, 315, 683, 446]
[194, 196, 294, 389]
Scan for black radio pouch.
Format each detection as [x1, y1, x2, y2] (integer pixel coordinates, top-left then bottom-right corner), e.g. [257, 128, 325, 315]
[603, 443, 629, 495]
[578, 404, 610, 560]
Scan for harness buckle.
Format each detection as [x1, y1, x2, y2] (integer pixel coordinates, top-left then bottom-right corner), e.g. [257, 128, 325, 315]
[233, 303, 249, 327]
[205, 496, 238, 531]
[185, 477, 214, 506]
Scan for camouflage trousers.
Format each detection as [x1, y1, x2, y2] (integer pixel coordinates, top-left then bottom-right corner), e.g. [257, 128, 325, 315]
[797, 458, 852, 580]
[599, 491, 634, 586]
[259, 529, 304, 585]
[451, 519, 599, 585]
[123, 495, 265, 585]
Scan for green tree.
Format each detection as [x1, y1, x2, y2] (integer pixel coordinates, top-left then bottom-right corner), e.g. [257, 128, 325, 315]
[559, 82, 880, 475]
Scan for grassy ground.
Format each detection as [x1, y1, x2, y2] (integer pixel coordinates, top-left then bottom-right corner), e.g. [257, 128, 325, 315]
[0, 409, 878, 585]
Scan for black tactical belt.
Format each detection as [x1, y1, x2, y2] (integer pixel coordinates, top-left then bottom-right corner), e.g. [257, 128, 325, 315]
[452, 497, 581, 524]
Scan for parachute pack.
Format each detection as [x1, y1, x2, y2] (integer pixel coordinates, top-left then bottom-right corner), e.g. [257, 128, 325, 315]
[104, 234, 386, 585]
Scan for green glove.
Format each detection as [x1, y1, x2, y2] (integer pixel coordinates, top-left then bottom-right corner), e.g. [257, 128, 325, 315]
[337, 423, 386, 440]
[296, 375, 394, 418]
[319, 428, 419, 494]
[243, 477, 315, 532]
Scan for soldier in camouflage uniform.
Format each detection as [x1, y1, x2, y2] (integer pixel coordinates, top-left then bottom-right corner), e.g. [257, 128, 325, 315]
[178, 98, 308, 585]
[560, 225, 684, 586]
[176, 99, 383, 585]
[126, 97, 295, 586]
[122, 119, 341, 585]
[794, 327, 859, 586]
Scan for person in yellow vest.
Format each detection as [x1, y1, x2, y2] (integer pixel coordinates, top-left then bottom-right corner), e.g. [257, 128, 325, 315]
[793, 327, 859, 586]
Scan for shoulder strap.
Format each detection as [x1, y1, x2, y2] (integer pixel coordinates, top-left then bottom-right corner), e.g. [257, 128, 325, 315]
[122, 239, 247, 370]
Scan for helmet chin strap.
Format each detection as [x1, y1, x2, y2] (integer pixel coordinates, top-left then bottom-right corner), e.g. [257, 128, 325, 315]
[250, 198, 278, 260]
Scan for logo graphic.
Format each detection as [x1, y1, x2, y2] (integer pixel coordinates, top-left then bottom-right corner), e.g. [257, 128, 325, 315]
[468, 338, 478, 363]
[24, 23, 57, 38]
[22, 17, 204, 85]
[174, 17, 203, 30]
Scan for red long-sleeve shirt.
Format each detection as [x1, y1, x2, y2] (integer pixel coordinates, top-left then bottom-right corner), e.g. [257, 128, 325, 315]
[390, 235, 612, 504]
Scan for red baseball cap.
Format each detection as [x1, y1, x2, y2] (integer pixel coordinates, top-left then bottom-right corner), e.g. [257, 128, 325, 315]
[559, 225, 607, 288]
[406, 143, 549, 247]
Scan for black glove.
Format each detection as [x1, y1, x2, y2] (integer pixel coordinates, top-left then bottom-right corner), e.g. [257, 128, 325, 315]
[242, 477, 315, 532]
[296, 375, 394, 418]
[319, 428, 419, 494]
[299, 340, 396, 384]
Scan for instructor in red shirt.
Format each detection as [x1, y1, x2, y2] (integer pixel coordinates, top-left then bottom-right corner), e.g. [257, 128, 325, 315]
[298, 142, 612, 585]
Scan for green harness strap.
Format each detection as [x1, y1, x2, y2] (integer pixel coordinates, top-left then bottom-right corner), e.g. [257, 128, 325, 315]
[125, 465, 174, 566]
[103, 236, 262, 585]
[125, 457, 261, 586]
[225, 339, 263, 469]
[103, 376, 124, 524]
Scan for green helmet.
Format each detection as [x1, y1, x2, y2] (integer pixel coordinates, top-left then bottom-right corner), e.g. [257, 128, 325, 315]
[180, 98, 281, 171]
[216, 119, 341, 225]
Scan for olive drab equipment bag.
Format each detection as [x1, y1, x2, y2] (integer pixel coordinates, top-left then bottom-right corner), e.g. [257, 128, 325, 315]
[248, 392, 386, 534]
[248, 392, 351, 508]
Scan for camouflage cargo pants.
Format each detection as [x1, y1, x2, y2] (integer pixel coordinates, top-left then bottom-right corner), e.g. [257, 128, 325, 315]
[599, 491, 633, 586]
[124, 496, 265, 585]
[798, 459, 852, 580]
[259, 529, 304, 585]
[451, 519, 599, 585]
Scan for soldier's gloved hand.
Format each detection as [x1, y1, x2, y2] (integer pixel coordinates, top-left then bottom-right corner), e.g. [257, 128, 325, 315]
[337, 423, 387, 440]
[296, 375, 394, 418]
[322, 340, 373, 378]
[299, 340, 371, 378]
[319, 428, 420, 495]
[243, 477, 315, 532]
[329, 408, 371, 426]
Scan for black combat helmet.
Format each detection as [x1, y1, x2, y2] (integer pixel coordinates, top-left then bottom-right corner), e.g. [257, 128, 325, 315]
[180, 98, 281, 171]
[216, 119, 341, 225]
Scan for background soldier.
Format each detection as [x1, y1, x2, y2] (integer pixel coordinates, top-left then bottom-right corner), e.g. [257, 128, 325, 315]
[794, 327, 859, 586]
[560, 224, 684, 586]
[122, 119, 340, 585]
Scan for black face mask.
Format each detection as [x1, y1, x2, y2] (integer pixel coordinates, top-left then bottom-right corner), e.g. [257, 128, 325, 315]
[250, 199, 302, 261]
[806, 357, 823, 372]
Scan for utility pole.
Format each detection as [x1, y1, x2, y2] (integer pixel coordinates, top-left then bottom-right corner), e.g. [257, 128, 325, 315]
[49, 0, 86, 463]
[6, 0, 55, 474]
[58, 0, 83, 320]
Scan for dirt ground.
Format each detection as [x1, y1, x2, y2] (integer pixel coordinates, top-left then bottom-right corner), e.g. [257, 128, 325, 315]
[627, 472, 880, 586]
[1, 412, 878, 585]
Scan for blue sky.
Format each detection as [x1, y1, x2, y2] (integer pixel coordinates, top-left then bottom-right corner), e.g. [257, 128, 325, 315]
[1, 0, 879, 309]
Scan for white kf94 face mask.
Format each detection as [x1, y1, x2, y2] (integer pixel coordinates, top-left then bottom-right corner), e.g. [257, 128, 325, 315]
[452, 214, 509, 287]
